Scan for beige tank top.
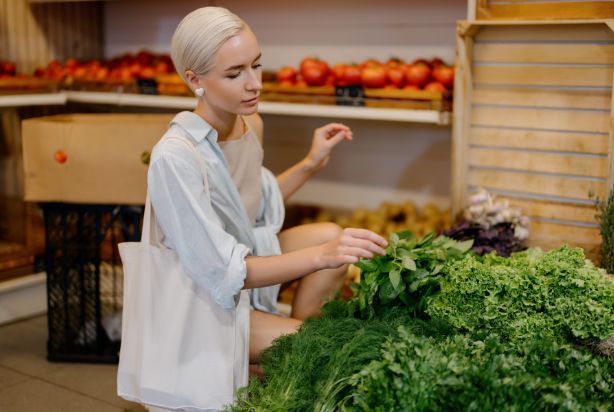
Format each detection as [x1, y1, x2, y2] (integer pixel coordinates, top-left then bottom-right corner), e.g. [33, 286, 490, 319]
[218, 124, 263, 225]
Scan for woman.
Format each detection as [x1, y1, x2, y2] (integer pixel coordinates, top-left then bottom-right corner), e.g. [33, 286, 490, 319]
[145, 6, 387, 410]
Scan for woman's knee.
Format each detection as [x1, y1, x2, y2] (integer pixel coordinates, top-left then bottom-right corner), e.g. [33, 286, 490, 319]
[315, 221, 343, 243]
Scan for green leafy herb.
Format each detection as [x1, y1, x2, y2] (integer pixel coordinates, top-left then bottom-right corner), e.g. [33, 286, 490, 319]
[598, 190, 614, 274]
[427, 246, 614, 344]
[350, 231, 473, 319]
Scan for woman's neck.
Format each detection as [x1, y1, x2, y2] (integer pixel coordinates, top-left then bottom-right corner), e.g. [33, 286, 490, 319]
[193, 101, 241, 142]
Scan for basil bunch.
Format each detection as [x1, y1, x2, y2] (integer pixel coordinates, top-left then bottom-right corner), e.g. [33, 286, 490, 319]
[351, 231, 472, 319]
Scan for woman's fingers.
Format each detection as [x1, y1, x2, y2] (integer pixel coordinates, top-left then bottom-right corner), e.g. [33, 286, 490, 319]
[318, 123, 352, 139]
[326, 131, 349, 147]
[339, 246, 375, 260]
[340, 236, 386, 256]
[343, 228, 388, 248]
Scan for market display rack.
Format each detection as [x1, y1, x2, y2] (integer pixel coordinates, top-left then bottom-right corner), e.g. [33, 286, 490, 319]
[0, 90, 451, 125]
[44, 203, 143, 363]
[451, 18, 614, 262]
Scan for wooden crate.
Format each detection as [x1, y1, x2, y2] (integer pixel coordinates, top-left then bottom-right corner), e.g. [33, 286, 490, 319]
[475, 0, 614, 20]
[452, 19, 614, 262]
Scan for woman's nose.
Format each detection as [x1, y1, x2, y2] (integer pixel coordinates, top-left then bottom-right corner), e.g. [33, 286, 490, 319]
[246, 69, 262, 91]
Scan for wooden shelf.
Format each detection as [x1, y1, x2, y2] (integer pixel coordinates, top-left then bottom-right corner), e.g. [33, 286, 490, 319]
[0, 91, 451, 125]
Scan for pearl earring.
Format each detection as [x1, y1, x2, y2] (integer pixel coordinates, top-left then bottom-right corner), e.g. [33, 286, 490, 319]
[195, 87, 204, 97]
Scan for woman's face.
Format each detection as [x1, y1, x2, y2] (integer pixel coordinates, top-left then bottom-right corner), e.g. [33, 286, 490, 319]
[199, 28, 262, 116]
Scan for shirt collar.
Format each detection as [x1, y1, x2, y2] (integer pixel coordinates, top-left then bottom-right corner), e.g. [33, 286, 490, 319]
[170, 111, 219, 144]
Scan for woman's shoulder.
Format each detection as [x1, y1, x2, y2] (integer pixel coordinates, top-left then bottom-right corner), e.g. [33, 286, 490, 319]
[243, 113, 263, 145]
[150, 134, 200, 168]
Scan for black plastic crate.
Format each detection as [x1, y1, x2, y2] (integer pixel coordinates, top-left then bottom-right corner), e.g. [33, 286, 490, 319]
[43, 203, 143, 363]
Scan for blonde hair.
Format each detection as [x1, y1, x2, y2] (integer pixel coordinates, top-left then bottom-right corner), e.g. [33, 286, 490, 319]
[171, 7, 247, 86]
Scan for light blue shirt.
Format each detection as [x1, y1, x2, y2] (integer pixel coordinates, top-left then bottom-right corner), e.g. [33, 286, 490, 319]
[147, 111, 284, 312]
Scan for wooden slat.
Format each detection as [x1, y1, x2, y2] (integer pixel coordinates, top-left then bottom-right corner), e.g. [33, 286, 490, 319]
[470, 127, 609, 154]
[528, 221, 601, 247]
[474, 43, 614, 65]
[477, 1, 614, 20]
[475, 23, 614, 42]
[468, 169, 607, 200]
[497, 196, 599, 224]
[473, 66, 613, 88]
[452, 23, 476, 217]
[492, 0, 611, 3]
[472, 87, 611, 110]
[608, 60, 614, 191]
[469, 147, 608, 177]
[472, 106, 611, 133]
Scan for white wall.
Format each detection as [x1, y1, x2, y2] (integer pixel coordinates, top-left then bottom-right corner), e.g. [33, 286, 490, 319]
[105, 0, 467, 210]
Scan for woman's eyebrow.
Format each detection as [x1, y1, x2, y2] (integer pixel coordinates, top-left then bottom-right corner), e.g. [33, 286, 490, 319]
[224, 53, 262, 72]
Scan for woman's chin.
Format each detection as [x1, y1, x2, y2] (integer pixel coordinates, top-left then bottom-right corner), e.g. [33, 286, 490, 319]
[236, 104, 259, 116]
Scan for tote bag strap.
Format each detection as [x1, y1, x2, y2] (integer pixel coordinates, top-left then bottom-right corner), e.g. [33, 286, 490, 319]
[142, 135, 210, 246]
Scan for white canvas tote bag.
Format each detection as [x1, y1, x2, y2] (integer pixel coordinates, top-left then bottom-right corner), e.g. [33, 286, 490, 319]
[117, 136, 249, 411]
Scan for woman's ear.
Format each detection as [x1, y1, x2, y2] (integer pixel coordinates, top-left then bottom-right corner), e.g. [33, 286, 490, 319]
[185, 70, 200, 91]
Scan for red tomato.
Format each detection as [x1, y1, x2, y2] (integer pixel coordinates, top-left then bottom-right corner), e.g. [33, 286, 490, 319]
[302, 66, 328, 86]
[54, 150, 68, 164]
[299, 57, 318, 73]
[137, 67, 155, 80]
[387, 67, 405, 87]
[405, 64, 431, 88]
[412, 58, 431, 68]
[64, 58, 79, 69]
[324, 75, 336, 86]
[432, 65, 455, 89]
[331, 63, 347, 81]
[3, 62, 16, 76]
[136, 50, 154, 66]
[424, 81, 447, 92]
[299, 57, 329, 86]
[403, 84, 421, 91]
[385, 58, 404, 69]
[361, 58, 381, 69]
[276, 66, 297, 83]
[342, 65, 362, 86]
[95, 67, 111, 81]
[295, 79, 308, 88]
[430, 57, 446, 68]
[361, 66, 387, 88]
[384, 84, 399, 90]
[154, 61, 172, 74]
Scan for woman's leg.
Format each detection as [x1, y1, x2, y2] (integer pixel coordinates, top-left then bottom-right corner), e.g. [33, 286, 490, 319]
[249, 223, 346, 363]
[250, 310, 301, 363]
[278, 222, 348, 320]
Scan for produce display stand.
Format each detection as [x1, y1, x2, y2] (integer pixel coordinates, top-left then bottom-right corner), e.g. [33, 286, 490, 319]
[0, 90, 452, 125]
[43, 202, 141, 363]
[452, 18, 614, 261]
[22, 113, 171, 362]
[475, 0, 614, 21]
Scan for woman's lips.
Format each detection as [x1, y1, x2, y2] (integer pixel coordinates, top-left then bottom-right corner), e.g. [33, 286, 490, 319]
[242, 95, 259, 105]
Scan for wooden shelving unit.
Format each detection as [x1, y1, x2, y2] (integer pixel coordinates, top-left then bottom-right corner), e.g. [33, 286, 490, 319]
[0, 91, 452, 125]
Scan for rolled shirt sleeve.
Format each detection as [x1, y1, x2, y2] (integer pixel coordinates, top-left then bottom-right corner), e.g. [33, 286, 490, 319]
[148, 139, 250, 310]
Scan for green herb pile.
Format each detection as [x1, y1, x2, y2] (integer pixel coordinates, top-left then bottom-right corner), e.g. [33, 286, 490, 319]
[598, 190, 614, 275]
[231, 232, 614, 412]
[349, 231, 472, 319]
[344, 329, 614, 411]
[428, 246, 614, 345]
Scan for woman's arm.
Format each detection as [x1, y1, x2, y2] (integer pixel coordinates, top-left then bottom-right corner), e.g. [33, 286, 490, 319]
[243, 228, 386, 289]
[276, 123, 353, 201]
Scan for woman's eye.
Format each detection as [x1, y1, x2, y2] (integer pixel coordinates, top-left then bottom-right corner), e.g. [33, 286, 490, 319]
[227, 72, 241, 79]
[252, 64, 262, 70]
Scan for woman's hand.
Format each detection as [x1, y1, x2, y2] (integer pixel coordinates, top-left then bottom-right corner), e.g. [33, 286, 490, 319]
[304, 123, 353, 172]
[318, 228, 388, 269]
